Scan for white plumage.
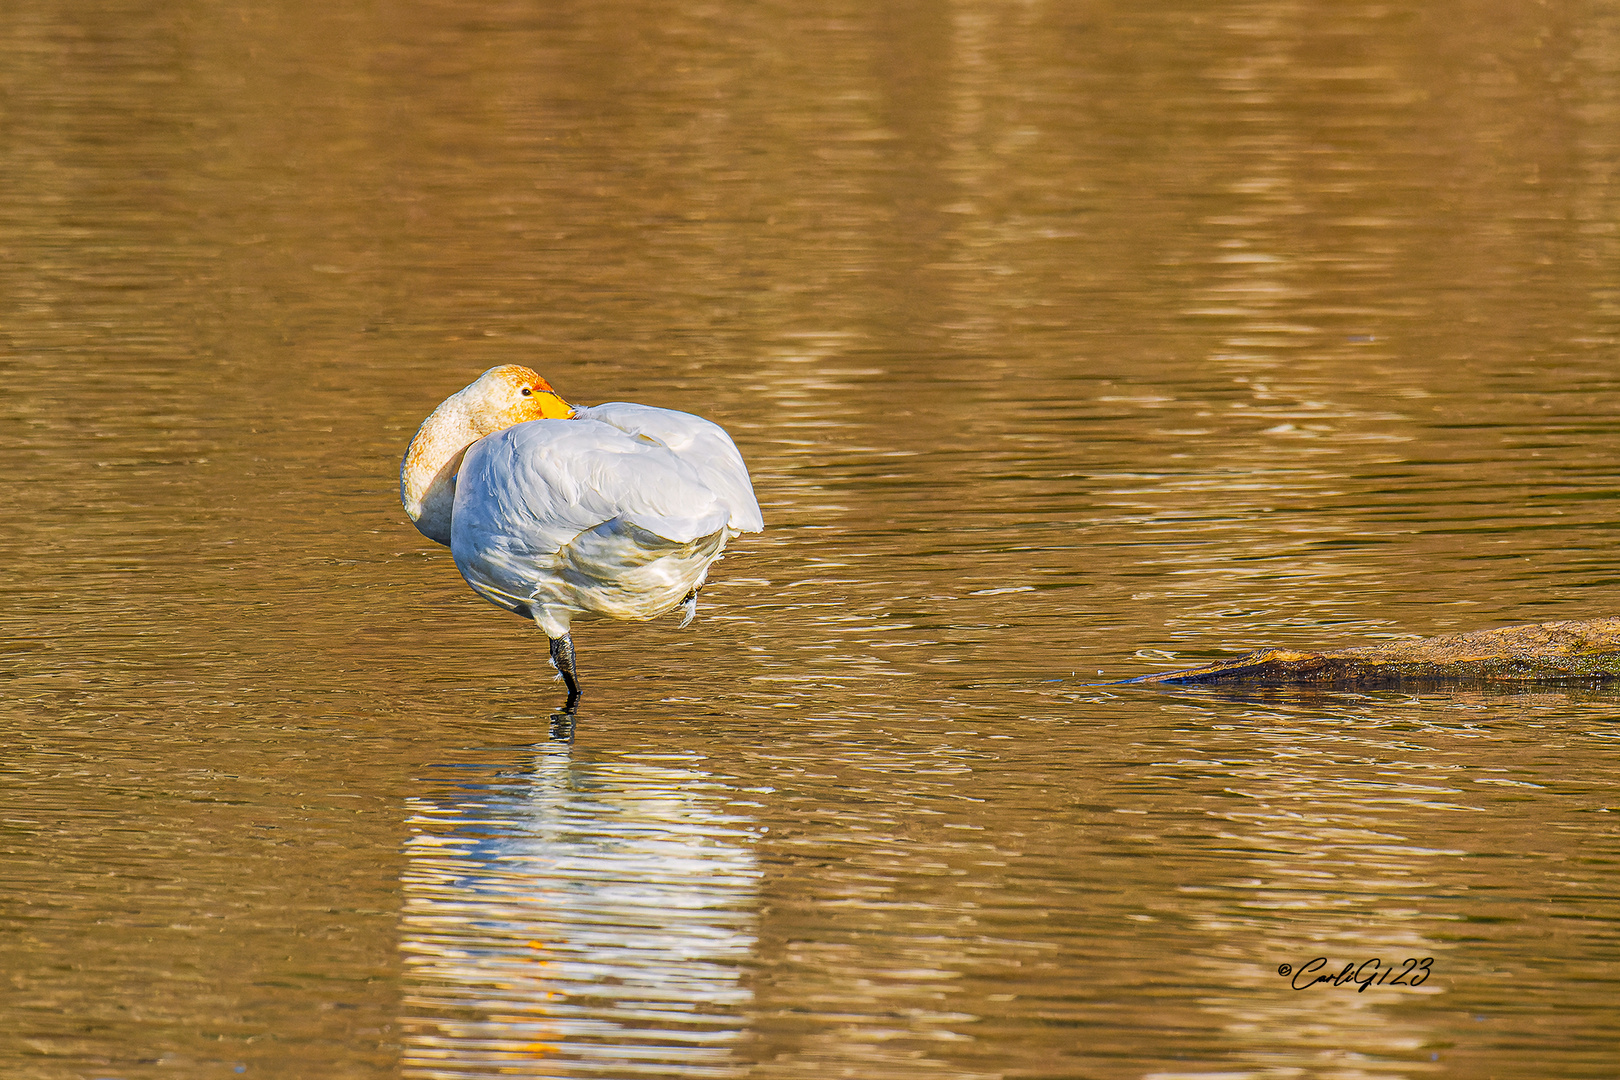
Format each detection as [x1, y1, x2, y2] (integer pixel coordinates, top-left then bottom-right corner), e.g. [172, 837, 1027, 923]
[400, 366, 762, 703]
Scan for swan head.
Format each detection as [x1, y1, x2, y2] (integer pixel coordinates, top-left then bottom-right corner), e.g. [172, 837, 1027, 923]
[459, 364, 576, 430]
[401, 365, 576, 545]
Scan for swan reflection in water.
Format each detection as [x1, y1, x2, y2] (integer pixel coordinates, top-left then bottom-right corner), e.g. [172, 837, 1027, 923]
[398, 730, 761, 1079]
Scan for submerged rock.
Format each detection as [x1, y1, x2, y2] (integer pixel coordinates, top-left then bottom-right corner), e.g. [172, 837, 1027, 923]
[1118, 617, 1620, 687]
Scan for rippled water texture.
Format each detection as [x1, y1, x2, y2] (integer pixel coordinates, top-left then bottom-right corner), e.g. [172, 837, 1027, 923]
[5, 0, 1620, 1077]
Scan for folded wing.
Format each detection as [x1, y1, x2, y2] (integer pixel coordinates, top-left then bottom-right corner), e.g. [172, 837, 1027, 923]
[449, 414, 757, 635]
[575, 402, 764, 534]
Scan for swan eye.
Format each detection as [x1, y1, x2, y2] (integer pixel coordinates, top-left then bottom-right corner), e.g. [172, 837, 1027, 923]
[521, 387, 533, 396]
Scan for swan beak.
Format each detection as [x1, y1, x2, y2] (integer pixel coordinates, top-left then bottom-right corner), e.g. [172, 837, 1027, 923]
[535, 391, 575, 420]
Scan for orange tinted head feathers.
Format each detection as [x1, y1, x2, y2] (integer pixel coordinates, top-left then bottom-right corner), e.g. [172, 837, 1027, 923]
[470, 365, 575, 432]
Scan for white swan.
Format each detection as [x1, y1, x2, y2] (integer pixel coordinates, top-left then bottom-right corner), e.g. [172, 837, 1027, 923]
[400, 365, 763, 703]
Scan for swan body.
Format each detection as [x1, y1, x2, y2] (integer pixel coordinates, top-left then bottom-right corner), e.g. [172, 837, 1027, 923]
[400, 366, 762, 702]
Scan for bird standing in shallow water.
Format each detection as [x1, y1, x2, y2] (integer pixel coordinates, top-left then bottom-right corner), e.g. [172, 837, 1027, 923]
[400, 365, 763, 706]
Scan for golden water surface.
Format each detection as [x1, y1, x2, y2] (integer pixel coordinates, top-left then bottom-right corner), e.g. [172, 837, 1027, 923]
[4, 0, 1620, 1077]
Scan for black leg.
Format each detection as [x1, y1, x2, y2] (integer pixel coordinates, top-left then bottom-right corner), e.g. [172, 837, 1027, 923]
[549, 633, 582, 706]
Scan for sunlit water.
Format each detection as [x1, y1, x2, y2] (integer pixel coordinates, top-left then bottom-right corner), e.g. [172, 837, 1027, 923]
[4, 1, 1620, 1077]
[399, 749, 759, 1078]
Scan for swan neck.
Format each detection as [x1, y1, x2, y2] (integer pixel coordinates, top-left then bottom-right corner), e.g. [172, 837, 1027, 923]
[400, 398, 480, 546]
